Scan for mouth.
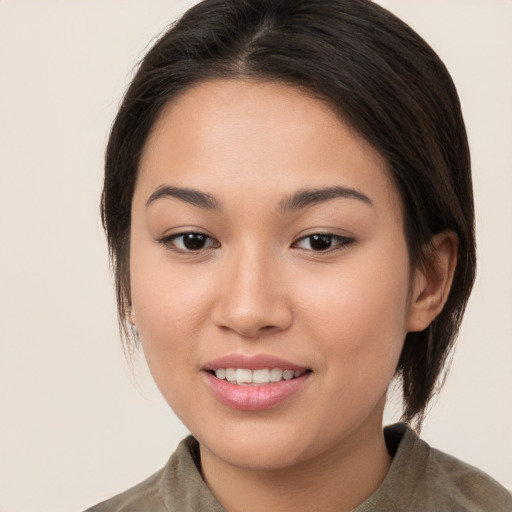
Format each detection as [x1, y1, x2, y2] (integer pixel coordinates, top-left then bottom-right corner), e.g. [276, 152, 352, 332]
[210, 367, 311, 385]
[202, 355, 312, 411]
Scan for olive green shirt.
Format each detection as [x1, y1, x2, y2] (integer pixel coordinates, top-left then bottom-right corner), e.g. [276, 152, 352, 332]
[85, 424, 512, 511]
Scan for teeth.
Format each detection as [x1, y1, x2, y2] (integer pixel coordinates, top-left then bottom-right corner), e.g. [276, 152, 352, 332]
[225, 368, 236, 383]
[215, 368, 226, 380]
[283, 370, 294, 380]
[269, 368, 283, 382]
[253, 368, 270, 384]
[213, 367, 306, 385]
[235, 368, 252, 383]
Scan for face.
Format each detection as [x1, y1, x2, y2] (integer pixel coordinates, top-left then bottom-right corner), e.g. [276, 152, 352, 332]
[130, 79, 415, 471]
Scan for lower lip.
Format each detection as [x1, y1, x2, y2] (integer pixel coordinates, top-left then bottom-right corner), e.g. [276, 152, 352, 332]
[203, 371, 310, 411]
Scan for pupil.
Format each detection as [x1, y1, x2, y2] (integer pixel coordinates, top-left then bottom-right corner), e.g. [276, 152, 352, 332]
[184, 233, 206, 250]
[310, 234, 332, 250]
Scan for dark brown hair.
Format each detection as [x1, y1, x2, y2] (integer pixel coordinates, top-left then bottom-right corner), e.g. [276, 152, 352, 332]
[102, 0, 476, 428]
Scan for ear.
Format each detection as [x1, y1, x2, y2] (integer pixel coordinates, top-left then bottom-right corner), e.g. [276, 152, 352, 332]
[407, 231, 458, 332]
[128, 307, 137, 325]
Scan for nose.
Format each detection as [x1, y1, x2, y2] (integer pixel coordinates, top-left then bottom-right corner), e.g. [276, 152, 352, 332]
[211, 246, 293, 338]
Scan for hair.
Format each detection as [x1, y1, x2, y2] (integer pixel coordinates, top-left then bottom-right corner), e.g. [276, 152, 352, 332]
[102, 0, 476, 429]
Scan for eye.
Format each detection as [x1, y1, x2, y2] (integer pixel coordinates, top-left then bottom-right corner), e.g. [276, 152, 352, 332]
[293, 233, 353, 252]
[158, 232, 220, 252]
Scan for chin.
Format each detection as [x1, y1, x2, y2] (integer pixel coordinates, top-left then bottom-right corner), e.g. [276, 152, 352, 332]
[193, 413, 356, 473]
[201, 435, 310, 471]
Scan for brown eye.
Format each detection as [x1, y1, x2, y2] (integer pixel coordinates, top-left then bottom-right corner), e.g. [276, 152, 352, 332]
[181, 233, 209, 250]
[294, 234, 353, 252]
[308, 234, 334, 251]
[159, 232, 220, 252]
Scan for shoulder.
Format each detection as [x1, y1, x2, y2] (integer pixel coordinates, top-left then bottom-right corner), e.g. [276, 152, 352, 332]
[424, 441, 512, 511]
[83, 465, 168, 512]
[383, 424, 512, 511]
[83, 436, 213, 512]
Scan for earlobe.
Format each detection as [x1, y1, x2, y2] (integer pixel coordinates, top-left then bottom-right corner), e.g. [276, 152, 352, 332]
[129, 307, 137, 325]
[407, 231, 458, 332]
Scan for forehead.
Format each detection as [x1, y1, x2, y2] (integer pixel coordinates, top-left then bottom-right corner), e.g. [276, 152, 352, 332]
[136, 79, 401, 217]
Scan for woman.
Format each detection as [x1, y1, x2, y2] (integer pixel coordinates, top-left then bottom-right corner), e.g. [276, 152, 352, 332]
[88, 0, 511, 510]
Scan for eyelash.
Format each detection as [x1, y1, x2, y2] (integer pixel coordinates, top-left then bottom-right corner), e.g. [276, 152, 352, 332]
[157, 232, 354, 254]
[292, 233, 354, 253]
[157, 232, 220, 253]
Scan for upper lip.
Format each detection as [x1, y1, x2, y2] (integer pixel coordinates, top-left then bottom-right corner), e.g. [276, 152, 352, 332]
[202, 353, 309, 372]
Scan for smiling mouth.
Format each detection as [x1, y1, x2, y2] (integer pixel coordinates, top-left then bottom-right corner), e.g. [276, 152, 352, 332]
[211, 368, 311, 385]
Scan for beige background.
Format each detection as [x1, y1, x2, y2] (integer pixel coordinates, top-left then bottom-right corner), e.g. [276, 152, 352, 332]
[0, 1, 510, 510]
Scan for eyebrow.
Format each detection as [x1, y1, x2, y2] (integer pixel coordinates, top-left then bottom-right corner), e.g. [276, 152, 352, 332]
[146, 185, 222, 210]
[278, 186, 373, 213]
[145, 184, 372, 213]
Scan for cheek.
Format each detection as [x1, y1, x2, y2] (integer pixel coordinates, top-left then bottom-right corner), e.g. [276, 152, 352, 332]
[130, 264, 208, 416]
[129, 242, 211, 376]
[297, 247, 411, 373]
[133, 280, 208, 347]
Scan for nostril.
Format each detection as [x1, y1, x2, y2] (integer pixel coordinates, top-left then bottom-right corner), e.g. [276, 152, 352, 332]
[210, 280, 293, 337]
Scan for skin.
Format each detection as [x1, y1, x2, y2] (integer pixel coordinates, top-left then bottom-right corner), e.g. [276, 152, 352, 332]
[129, 79, 457, 512]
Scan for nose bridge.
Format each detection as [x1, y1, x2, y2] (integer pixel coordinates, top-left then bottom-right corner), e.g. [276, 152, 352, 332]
[212, 240, 291, 337]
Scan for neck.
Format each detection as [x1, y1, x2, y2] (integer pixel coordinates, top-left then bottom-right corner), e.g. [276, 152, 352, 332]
[199, 413, 392, 512]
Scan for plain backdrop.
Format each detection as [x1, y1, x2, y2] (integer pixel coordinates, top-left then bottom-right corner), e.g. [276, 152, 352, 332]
[0, 1, 511, 511]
